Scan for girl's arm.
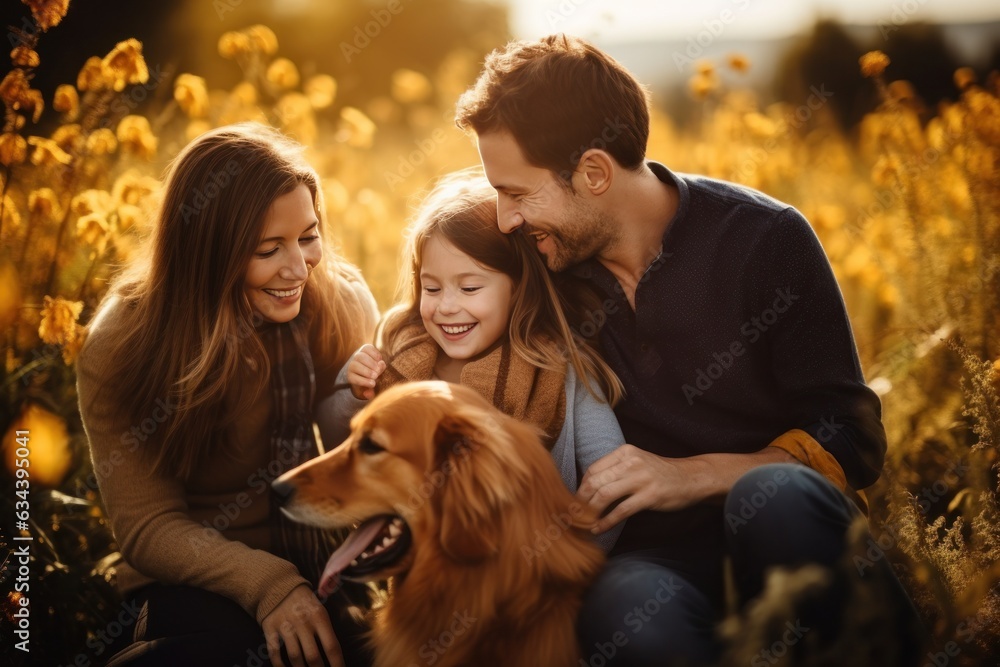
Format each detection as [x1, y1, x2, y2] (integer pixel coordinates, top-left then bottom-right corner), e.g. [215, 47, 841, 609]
[76, 316, 308, 626]
[315, 344, 384, 449]
[563, 364, 627, 552]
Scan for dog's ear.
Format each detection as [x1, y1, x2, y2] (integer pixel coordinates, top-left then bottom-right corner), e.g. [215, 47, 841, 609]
[433, 412, 519, 563]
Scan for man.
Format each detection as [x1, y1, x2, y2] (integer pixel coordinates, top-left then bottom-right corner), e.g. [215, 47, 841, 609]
[456, 34, 920, 665]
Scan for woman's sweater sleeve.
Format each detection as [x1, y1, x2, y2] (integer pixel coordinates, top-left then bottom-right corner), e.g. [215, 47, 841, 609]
[76, 312, 309, 625]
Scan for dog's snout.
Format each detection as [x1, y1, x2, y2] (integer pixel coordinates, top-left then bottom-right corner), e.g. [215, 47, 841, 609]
[271, 478, 296, 505]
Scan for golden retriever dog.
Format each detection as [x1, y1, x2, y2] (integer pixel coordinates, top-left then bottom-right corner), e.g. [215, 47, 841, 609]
[274, 381, 605, 667]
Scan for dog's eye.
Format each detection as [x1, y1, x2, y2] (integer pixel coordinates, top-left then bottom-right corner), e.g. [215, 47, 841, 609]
[358, 435, 386, 455]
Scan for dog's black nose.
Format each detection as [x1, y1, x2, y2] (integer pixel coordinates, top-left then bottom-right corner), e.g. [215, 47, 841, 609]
[271, 479, 296, 505]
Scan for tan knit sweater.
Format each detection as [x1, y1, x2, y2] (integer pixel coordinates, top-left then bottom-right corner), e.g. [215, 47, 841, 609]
[76, 277, 378, 625]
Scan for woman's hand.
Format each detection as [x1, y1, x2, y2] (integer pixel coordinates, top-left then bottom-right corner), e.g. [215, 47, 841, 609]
[346, 344, 386, 400]
[261, 584, 345, 667]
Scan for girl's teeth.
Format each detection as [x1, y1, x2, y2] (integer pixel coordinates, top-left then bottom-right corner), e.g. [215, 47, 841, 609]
[442, 324, 474, 334]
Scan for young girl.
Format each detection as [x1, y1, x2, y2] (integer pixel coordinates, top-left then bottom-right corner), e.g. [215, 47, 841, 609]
[77, 123, 377, 667]
[319, 171, 626, 550]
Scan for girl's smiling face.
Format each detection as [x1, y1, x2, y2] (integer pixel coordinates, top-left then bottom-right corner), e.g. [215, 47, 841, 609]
[419, 235, 514, 363]
[244, 184, 322, 323]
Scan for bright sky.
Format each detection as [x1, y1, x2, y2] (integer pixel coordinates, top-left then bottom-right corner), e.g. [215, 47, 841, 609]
[504, 0, 1000, 41]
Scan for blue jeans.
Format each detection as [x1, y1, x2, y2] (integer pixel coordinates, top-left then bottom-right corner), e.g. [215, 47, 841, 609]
[576, 464, 924, 666]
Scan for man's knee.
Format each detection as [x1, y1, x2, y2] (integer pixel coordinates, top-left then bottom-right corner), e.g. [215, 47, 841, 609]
[724, 464, 853, 537]
[577, 559, 718, 666]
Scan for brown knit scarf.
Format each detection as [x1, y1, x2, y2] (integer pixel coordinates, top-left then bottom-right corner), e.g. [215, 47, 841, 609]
[376, 325, 567, 448]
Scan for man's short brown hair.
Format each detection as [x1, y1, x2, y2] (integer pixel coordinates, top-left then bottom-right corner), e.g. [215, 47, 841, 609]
[456, 34, 651, 183]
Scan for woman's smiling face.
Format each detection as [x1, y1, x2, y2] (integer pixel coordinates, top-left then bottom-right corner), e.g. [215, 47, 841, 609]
[244, 184, 322, 323]
[418, 235, 514, 362]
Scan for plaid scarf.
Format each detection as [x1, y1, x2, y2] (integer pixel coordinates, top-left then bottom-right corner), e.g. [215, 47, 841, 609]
[263, 317, 347, 587]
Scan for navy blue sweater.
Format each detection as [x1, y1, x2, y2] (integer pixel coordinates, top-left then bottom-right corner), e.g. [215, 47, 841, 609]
[565, 163, 886, 574]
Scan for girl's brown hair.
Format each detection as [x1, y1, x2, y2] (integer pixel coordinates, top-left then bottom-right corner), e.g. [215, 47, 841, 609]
[95, 123, 373, 479]
[379, 170, 623, 404]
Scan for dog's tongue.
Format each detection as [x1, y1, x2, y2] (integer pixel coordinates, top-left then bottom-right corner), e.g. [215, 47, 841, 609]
[317, 516, 390, 597]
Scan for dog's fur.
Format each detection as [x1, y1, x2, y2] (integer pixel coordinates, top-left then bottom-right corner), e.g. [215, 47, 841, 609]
[276, 381, 605, 667]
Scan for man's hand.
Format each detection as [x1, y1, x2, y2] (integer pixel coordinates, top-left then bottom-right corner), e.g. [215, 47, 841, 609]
[577, 445, 800, 533]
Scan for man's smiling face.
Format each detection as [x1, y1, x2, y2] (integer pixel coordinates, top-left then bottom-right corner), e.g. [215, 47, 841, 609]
[477, 131, 616, 272]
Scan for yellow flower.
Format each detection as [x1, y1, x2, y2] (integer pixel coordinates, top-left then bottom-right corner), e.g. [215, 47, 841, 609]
[11, 46, 40, 68]
[76, 211, 109, 246]
[116, 203, 143, 232]
[688, 73, 716, 100]
[231, 81, 257, 106]
[52, 123, 83, 153]
[27, 136, 71, 166]
[953, 67, 976, 91]
[112, 170, 159, 206]
[22, 0, 71, 31]
[0, 133, 27, 166]
[338, 107, 376, 148]
[116, 115, 158, 160]
[86, 127, 117, 155]
[0, 70, 28, 107]
[218, 31, 252, 60]
[53, 84, 79, 119]
[276, 93, 316, 144]
[38, 295, 83, 347]
[391, 69, 432, 104]
[727, 54, 750, 73]
[102, 38, 149, 92]
[71, 189, 113, 216]
[245, 25, 278, 55]
[2, 403, 72, 487]
[266, 58, 300, 90]
[77, 56, 111, 92]
[304, 74, 337, 109]
[743, 112, 776, 138]
[174, 73, 209, 118]
[859, 51, 890, 78]
[887, 80, 917, 104]
[21, 88, 44, 122]
[28, 187, 61, 221]
[2, 194, 21, 230]
[694, 60, 715, 77]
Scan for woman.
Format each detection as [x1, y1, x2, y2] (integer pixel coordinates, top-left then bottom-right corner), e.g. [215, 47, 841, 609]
[76, 123, 378, 667]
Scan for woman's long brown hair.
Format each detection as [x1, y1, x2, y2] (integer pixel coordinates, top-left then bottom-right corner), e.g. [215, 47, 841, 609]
[95, 123, 372, 479]
[378, 169, 623, 404]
